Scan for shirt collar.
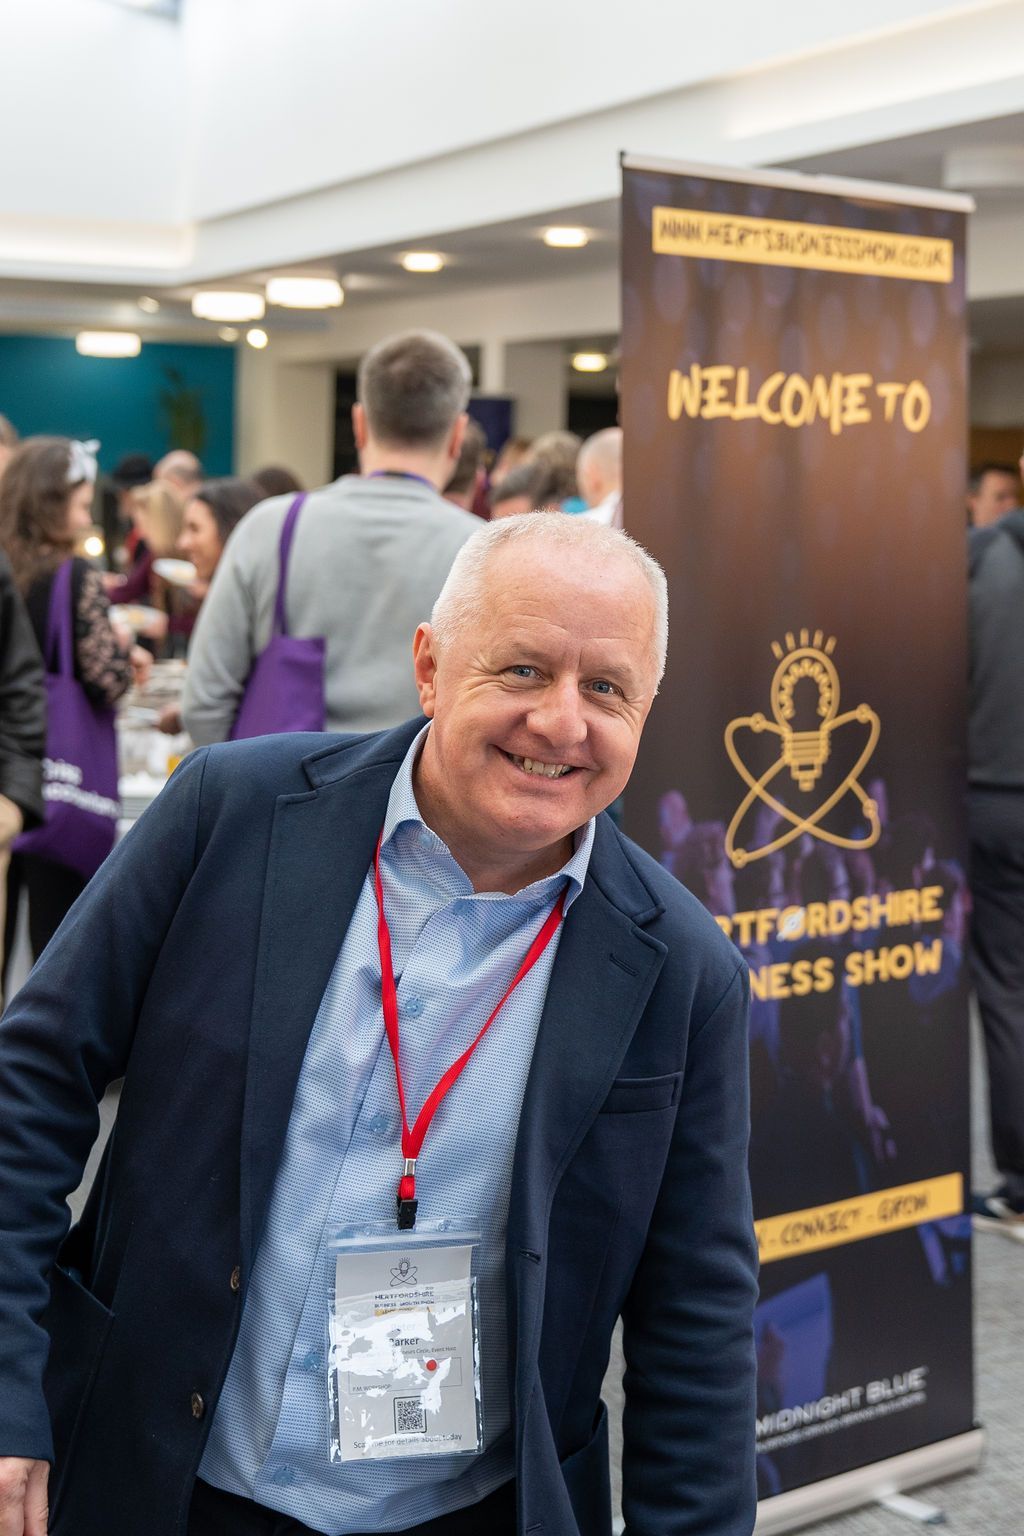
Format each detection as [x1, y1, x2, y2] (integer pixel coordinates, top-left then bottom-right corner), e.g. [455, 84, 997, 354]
[381, 724, 594, 908]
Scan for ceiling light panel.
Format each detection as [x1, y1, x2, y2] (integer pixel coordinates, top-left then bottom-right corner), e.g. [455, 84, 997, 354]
[192, 291, 265, 323]
[544, 227, 589, 249]
[571, 352, 608, 373]
[76, 332, 142, 358]
[401, 252, 445, 273]
[266, 276, 344, 308]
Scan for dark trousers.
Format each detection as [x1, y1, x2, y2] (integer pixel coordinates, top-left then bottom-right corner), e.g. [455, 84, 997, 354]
[3, 851, 86, 982]
[187, 1476, 517, 1536]
[969, 786, 1024, 1207]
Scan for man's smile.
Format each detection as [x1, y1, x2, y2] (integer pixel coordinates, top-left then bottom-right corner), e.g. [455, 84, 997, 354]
[501, 749, 578, 779]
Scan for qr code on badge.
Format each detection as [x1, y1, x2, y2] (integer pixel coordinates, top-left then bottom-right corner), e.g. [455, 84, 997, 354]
[394, 1395, 426, 1434]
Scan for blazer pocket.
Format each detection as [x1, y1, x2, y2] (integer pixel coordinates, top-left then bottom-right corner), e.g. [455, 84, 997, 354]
[599, 1070, 683, 1114]
[559, 1401, 611, 1533]
[42, 1264, 115, 1510]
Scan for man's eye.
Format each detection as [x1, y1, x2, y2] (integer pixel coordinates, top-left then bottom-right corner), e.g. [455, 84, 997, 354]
[509, 665, 536, 679]
[591, 679, 616, 696]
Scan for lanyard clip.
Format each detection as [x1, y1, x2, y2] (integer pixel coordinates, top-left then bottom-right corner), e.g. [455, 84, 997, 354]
[397, 1158, 418, 1231]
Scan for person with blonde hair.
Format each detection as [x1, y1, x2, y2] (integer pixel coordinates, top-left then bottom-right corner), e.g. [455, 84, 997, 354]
[107, 479, 186, 650]
[132, 478, 185, 560]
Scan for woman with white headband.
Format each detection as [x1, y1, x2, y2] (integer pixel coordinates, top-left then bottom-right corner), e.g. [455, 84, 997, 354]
[0, 437, 150, 967]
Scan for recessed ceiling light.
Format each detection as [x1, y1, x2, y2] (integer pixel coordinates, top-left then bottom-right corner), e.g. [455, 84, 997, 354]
[75, 331, 142, 358]
[246, 328, 269, 350]
[544, 226, 589, 249]
[192, 291, 265, 323]
[572, 352, 608, 373]
[137, 296, 160, 314]
[266, 276, 344, 309]
[218, 327, 240, 343]
[401, 252, 445, 274]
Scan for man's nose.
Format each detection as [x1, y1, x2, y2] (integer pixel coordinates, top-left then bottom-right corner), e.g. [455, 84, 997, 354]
[526, 679, 588, 748]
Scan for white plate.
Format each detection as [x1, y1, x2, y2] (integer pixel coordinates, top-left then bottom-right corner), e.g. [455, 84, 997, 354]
[153, 558, 197, 587]
[110, 603, 163, 634]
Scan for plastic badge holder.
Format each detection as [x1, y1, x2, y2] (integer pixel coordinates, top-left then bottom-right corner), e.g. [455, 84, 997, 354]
[327, 1221, 483, 1463]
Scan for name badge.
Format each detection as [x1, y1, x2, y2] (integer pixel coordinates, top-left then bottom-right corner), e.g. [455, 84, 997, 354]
[327, 1222, 483, 1462]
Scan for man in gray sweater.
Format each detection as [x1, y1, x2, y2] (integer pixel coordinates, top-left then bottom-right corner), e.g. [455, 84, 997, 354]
[182, 331, 480, 744]
[968, 480, 1024, 1241]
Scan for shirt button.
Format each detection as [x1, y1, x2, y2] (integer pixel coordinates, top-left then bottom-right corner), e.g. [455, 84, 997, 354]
[229, 1265, 241, 1294]
[300, 1348, 324, 1373]
[367, 1113, 390, 1135]
[403, 995, 424, 1019]
[190, 1392, 205, 1420]
[269, 1464, 298, 1487]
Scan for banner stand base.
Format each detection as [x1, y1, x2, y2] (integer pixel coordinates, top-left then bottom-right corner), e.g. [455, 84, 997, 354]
[754, 1429, 984, 1534]
[877, 1491, 946, 1525]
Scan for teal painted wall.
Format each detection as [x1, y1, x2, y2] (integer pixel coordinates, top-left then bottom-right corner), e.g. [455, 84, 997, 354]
[0, 335, 235, 475]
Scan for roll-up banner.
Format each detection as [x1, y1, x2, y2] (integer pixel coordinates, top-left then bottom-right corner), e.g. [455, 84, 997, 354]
[620, 158, 980, 1526]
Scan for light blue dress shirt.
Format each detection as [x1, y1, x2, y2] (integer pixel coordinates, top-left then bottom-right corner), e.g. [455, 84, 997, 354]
[200, 727, 594, 1533]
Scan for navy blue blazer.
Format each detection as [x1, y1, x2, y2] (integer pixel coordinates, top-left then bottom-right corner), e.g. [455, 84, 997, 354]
[0, 720, 757, 1536]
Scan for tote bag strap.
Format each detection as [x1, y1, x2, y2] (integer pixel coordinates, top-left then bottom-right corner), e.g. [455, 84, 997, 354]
[44, 558, 76, 679]
[272, 493, 308, 638]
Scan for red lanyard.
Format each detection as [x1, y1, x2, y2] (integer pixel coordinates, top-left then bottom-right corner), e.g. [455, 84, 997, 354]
[373, 832, 567, 1229]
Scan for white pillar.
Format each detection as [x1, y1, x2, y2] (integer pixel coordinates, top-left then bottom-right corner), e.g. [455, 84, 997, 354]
[235, 348, 335, 488]
[503, 340, 567, 437]
[479, 337, 507, 395]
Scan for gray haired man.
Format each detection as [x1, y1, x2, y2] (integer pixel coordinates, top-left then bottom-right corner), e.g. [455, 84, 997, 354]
[182, 331, 480, 744]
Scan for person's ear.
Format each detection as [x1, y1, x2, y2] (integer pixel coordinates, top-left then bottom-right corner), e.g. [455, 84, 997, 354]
[447, 413, 468, 465]
[413, 624, 440, 717]
[352, 402, 368, 453]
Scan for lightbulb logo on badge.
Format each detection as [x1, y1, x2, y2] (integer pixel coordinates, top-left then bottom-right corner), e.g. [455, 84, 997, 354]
[724, 631, 881, 868]
[389, 1259, 419, 1287]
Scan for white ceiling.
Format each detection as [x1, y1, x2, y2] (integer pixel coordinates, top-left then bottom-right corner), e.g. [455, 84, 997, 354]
[2, 7, 1024, 361]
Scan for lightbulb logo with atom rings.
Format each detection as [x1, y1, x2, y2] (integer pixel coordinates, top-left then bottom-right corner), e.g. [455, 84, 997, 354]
[724, 631, 881, 868]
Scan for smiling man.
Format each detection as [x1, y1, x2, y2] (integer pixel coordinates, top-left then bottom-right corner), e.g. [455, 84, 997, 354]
[0, 514, 757, 1536]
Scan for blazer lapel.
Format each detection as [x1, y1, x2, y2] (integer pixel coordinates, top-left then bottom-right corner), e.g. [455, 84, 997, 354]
[507, 820, 667, 1389]
[238, 728, 419, 1271]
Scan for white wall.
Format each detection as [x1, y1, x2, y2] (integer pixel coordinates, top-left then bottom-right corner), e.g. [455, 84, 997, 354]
[235, 348, 335, 488]
[502, 343, 568, 437]
[971, 354, 1024, 426]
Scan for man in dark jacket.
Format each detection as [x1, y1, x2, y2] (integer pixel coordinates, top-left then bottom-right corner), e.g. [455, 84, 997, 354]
[0, 550, 46, 972]
[968, 497, 1024, 1239]
[0, 516, 756, 1536]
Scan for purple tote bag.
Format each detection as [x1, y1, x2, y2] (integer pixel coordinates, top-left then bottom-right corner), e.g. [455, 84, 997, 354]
[13, 558, 120, 880]
[229, 493, 326, 740]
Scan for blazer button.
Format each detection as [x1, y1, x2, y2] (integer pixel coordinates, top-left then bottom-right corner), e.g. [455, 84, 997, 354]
[190, 1392, 206, 1420]
[230, 1265, 241, 1294]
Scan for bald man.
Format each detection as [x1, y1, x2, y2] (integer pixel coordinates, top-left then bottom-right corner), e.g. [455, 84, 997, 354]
[576, 429, 623, 528]
[154, 449, 204, 497]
